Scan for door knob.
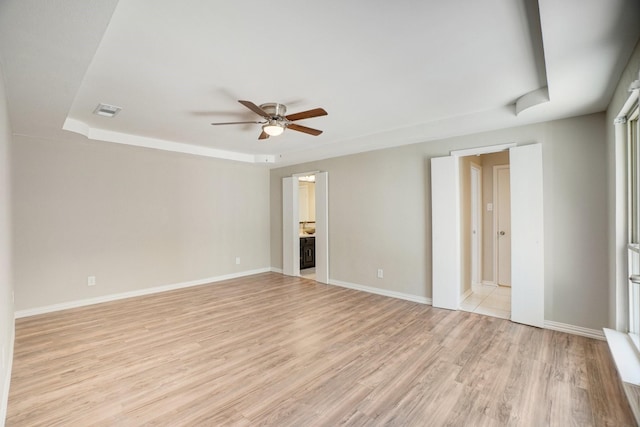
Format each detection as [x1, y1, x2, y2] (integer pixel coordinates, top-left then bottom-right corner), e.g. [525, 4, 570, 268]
[499, 231, 505, 236]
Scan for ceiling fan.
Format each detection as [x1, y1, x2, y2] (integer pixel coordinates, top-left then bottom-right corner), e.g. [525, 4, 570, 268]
[211, 100, 327, 140]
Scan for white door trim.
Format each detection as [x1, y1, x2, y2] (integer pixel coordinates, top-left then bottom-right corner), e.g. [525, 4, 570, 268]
[315, 172, 329, 284]
[470, 163, 482, 286]
[450, 143, 516, 157]
[493, 164, 510, 285]
[282, 177, 300, 277]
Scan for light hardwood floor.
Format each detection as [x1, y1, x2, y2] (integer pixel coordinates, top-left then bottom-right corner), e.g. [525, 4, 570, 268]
[7, 273, 636, 426]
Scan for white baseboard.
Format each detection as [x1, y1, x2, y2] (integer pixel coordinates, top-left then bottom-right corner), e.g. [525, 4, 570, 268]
[481, 280, 497, 286]
[270, 267, 283, 274]
[14, 268, 272, 318]
[328, 279, 432, 305]
[544, 320, 605, 340]
[1, 321, 14, 427]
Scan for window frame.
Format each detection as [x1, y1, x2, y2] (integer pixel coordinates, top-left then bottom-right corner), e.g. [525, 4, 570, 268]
[625, 103, 639, 349]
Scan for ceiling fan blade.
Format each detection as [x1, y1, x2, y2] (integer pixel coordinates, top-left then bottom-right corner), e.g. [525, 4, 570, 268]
[285, 108, 327, 122]
[238, 100, 271, 119]
[258, 131, 270, 140]
[287, 123, 323, 136]
[210, 121, 264, 125]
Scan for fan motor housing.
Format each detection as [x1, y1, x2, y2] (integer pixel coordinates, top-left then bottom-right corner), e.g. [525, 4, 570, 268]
[260, 103, 287, 118]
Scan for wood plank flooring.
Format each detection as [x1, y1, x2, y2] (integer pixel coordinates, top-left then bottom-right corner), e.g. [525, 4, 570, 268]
[7, 273, 636, 426]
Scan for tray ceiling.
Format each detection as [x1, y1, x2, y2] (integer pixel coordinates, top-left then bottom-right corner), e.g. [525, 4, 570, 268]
[1, 0, 638, 166]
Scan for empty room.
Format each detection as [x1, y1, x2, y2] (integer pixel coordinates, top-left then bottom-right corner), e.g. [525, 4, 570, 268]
[1, 0, 640, 425]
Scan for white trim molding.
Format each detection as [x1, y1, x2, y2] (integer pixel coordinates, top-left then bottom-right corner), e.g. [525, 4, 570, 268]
[329, 279, 431, 305]
[14, 268, 272, 318]
[1, 325, 14, 425]
[63, 118, 276, 164]
[450, 143, 516, 157]
[544, 320, 605, 340]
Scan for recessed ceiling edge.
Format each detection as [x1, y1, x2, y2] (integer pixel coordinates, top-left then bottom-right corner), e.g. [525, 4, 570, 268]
[62, 118, 275, 164]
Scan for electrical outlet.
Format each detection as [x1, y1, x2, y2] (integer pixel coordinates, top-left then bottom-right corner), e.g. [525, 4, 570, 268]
[87, 276, 96, 286]
[235, 257, 241, 265]
[377, 269, 384, 279]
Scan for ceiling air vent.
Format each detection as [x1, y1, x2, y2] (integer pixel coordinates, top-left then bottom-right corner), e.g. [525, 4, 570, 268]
[93, 103, 122, 117]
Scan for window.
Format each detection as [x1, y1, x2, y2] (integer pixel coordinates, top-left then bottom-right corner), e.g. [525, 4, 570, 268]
[626, 103, 639, 349]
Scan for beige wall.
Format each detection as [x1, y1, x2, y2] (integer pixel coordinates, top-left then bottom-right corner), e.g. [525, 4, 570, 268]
[298, 181, 316, 222]
[458, 155, 481, 296]
[12, 135, 271, 311]
[271, 113, 610, 330]
[271, 146, 433, 298]
[542, 114, 608, 328]
[459, 156, 471, 296]
[0, 60, 13, 421]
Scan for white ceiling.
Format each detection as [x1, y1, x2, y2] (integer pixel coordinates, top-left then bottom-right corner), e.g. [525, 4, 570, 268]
[1, 0, 639, 167]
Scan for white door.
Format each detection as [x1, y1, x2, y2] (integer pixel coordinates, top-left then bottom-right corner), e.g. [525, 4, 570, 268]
[315, 172, 329, 284]
[470, 164, 482, 285]
[431, 156, 460, 310]
[510, 144, 544, 327]
[282, 177, 300, 277]
[495, 166, 511, 287]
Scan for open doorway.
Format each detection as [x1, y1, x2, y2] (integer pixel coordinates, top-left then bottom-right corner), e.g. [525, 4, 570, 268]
[431, 143, 544, 328]
[458, 153, 512, 320]
[282, 172, 329, 284]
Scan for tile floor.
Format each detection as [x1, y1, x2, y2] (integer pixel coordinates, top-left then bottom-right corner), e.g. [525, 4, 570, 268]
[300, 268, 316, 280]
[460, 283, 511, 319]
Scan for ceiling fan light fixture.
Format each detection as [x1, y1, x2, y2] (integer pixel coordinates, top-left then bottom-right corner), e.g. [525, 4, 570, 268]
[263, 122, 285, 136]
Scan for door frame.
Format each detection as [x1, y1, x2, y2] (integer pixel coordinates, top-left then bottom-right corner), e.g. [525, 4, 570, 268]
[282, 171, 329, 284]
[470, 163, 482, 286]
[493, 164, 510, 286]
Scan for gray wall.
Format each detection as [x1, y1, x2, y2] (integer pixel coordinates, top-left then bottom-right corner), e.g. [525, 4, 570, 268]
[12, 135, 271, 311]
[271, 113, 609, 330]
[0, 61, 14, 422]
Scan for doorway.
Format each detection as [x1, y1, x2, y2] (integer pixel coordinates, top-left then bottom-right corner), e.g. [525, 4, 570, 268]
[282, 172, 329, 284]
[459, 155, 512, 320]
[431, 143, 544, 328]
